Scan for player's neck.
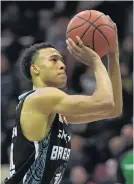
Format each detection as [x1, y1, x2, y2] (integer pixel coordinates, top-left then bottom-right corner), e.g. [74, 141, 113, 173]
[33, 80, 48, 90]
[32, 76, 48, 89]
[33, 82, 49, 89]
[32, 77, 58, 90]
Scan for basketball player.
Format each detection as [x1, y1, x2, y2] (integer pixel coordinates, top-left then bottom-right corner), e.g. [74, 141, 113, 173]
[5, 24, 122, 184]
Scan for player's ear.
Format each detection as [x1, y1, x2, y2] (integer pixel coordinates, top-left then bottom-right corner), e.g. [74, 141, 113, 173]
[30, 64, 40, 76]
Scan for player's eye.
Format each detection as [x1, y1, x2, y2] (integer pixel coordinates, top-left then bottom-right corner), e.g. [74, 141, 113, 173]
[51, 58, 57, 62]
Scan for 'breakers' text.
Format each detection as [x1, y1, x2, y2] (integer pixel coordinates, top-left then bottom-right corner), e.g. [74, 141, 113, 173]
[50, 146, 71, 161]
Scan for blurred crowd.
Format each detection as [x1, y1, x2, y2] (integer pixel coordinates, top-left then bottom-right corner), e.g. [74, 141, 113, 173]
[1, 1, 133, 184]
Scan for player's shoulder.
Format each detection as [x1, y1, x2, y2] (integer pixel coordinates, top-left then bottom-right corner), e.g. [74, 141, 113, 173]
[28, 87, 62, 99]
[24, 87, 66, 114]
[26, 87, 66, 105]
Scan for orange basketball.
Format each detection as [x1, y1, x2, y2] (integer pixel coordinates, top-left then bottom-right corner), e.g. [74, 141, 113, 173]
[66, 10, 116, 58]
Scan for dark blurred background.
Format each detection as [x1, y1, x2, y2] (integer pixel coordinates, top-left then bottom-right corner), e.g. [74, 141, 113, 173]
[1, 1, 133, 184]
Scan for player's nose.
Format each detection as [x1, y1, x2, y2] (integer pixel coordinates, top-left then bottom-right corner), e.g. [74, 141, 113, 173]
[59, 60, 66, 71]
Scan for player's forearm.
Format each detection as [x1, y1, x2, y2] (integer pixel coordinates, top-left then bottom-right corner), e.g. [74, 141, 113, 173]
[92, 57, 114, 104]
[107, 52, 123, 116]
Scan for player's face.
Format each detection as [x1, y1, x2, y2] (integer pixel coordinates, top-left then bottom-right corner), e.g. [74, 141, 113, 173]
[37, 48, 67, 88]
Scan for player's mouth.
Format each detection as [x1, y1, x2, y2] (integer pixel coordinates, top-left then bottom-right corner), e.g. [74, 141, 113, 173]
[58, 72, 66, 76]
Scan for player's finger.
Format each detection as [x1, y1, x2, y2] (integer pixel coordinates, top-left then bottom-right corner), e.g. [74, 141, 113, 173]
[67, 46, 73, 54]
[67, 45, 81, 60]
[107, 15, 114, 24]
[114, 23, 118, 32]
[76, 36, 85, 48]
[66, 40, 76, 53]
[66, 39, 75, 52]
[67, 41, 79, 56]
[68, 47, 81, 59]
[66, 39, 72, 49]
[67, 38, 81, 53]
[67, 46, 80, 59]
[67, 47, 79, 60]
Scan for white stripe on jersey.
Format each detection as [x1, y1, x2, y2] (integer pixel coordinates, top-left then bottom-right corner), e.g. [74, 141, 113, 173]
[9, 143, 15, 177]
[34, 141, 39, 160]
[23, 174, 27, 184]
[9, 127, 17, 177]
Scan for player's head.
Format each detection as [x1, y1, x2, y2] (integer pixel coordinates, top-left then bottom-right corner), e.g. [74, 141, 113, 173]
[20, 43, 67, 88]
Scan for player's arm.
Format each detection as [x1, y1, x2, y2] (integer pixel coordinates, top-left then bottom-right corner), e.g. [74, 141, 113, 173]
[66, 112, 116, 124]
[107, 23, 123, 117]
[30, 38, 114, 117]
[65, 23, 123, 124]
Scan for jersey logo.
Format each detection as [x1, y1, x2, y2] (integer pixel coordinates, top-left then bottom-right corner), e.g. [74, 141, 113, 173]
[58, 129, 71, 143]
[50, 163, 67, 184]
[59, 114, 68, 125]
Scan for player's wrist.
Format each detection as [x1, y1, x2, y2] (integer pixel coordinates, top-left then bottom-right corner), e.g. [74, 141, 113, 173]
[108, 40, 119, 56]
[90, 56, 102, 68]
[108, 50, 119, 60]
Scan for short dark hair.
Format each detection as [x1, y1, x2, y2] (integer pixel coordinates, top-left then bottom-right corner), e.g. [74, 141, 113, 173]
[20, 42, 56, 80]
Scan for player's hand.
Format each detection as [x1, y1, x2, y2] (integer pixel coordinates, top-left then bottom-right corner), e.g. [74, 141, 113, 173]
[66, 36, 100, 66]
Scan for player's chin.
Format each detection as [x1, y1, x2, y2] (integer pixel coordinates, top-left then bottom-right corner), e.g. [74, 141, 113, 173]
[57, 79, 67, 88]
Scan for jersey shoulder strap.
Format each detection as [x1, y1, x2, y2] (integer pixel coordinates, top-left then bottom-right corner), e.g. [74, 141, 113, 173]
[16, 90, 35, 122]
[16, 90, 35, 134]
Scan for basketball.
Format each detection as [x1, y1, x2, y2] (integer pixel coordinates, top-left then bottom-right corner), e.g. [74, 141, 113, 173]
[66, 10, 116, 57]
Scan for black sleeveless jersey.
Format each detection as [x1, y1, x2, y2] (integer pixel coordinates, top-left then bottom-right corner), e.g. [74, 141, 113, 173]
[5, 90, 71, 184]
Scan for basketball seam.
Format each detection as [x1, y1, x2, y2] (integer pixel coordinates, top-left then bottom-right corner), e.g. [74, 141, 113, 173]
[81, 14, 103, 38]
[76, 15, 110, 47]
[89, 10, 91, 19]
[95, 27, 110, 47]
[97, 24, 115, 30]
[89, 11, 105, 50]
[78, 11, 93, 47]
[94, 24, 115, 49]
[67, 21, 90, 35]
[79, 13, 105, 49]
[67, 11, 92, 35]
[92, 26, 96, 50]
[76, 11, 97, 47]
